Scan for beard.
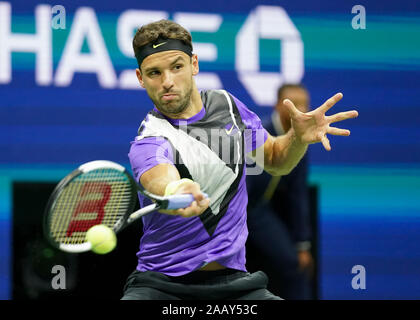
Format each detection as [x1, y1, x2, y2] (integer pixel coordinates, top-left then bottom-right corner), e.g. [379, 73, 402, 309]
[150, 80, 193, 117]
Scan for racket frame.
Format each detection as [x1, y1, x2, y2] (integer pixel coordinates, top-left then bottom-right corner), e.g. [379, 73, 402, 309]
[43, 161, 138, 253]
[43, 160, 205, 253]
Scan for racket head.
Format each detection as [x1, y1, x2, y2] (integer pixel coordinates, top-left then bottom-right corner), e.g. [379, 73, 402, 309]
[43, 160, 138, 253]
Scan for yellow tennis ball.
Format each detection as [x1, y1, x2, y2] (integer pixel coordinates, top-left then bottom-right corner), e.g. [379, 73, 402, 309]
[86, 225, 117, 254]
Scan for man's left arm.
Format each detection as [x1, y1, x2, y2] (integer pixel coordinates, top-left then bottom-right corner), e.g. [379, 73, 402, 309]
[249, 93, 358, 176]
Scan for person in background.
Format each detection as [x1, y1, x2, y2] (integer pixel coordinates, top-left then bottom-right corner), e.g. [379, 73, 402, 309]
[246, 84, 314, 300]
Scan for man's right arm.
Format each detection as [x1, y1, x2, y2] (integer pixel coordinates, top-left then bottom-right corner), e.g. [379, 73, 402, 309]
[139, 163, 181, 196]
[129, 137, 209, 217]
[139, 163, 209, 217]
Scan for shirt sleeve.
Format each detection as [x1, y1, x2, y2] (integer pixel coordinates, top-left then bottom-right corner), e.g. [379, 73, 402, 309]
[231, 94, 268, 153]
[128, 136, 175, 182]
[128, 136, 175, 208]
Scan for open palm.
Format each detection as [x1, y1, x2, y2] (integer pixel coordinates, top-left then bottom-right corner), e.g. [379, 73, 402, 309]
[283, 93, 359, 151]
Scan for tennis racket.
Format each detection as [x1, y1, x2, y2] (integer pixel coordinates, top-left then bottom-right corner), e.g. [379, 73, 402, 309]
[43, 160, 207, 253]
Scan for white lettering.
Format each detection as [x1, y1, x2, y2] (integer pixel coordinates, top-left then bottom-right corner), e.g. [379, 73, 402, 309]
[351, 5, 366, 30]
[351, 264, 366, 289]
[0, 2, 52, 85]
[117, 9, 168, 89]
[162, 304, 196, 317]
[51, 5, 66, 30]
[236, 5, 304, 106]
[51, 265, 66, 289]
[55, 7, 116, 88]
[174, 12, 223, 90]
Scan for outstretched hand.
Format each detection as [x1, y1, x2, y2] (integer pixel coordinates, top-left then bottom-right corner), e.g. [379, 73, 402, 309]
[283, 93, 358, 151]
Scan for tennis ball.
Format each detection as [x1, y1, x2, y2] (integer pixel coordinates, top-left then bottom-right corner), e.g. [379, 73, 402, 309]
[86, 225, 117, 254]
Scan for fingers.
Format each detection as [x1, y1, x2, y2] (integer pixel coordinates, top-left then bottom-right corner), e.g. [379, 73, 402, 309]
[319, 92, 343, 114]
[190, 183, 205, 203]
[160, 191, 210, 218]
[327, 126, 350, 136]
[161, 180, 210, 218]
[320, 126, 351, 151]
[321, 135, 331, 151]
[177, 196, 210, 218]
[327, 110, 359, 124]
[282, 98, 301, 118]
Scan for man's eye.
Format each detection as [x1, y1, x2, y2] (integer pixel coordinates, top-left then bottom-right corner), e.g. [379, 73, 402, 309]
[174, 64, 183, 70]
[149, 71, 160, 76]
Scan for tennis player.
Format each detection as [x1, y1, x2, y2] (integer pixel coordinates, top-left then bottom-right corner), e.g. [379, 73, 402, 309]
[122, 20, 358, 300]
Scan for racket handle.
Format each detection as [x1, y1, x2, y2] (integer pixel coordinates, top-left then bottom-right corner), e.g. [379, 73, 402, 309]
[166, 193, 209, 210]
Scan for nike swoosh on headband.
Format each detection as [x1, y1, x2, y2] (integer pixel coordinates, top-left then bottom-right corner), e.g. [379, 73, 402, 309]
[153, 42, 167, 49]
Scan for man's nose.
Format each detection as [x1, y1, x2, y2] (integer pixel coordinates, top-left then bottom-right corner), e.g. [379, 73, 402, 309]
[162, 71, 174, 90]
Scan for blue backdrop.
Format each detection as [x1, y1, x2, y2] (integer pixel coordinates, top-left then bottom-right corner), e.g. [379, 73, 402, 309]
[1, 0, 419, 299]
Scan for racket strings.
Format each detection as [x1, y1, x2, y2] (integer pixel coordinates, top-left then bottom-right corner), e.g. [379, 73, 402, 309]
[49, 168, 133, 245]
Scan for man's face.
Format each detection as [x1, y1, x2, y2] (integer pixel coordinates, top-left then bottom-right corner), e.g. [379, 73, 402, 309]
[136, 50, 198, 117]
[276, 87, 309, 132]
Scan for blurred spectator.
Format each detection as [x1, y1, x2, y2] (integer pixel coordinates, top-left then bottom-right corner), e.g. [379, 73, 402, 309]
[246, 83, 314, 300]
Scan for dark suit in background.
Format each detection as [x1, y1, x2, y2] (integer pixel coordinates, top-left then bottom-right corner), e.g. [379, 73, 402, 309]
[246, 112, 313, 300]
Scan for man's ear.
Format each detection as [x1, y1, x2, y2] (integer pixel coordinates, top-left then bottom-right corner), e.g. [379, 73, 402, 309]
[191, 54, 199, 76]
[136, 68, 145, 88]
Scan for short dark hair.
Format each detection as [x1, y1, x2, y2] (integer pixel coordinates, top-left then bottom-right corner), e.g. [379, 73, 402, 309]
[277, 83, 308, 101]
[132, 20, 193, 59]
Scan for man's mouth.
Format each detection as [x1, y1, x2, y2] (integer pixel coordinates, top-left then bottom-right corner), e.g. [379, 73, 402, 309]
[161, 93, 178, 101]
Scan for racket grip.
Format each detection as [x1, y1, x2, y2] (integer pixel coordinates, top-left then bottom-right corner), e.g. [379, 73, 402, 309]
[166, 193, 209, 210]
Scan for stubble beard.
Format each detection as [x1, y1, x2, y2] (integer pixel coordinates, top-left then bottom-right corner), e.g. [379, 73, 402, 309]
[152, 81, 193, 117]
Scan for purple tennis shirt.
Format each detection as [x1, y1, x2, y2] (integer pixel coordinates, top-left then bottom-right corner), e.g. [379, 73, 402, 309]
[128, 90, 267, 276]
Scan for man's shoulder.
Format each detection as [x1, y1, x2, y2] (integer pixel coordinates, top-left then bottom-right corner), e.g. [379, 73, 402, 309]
[200, 89, 237, 117]
[136, 110, 173, 136]
[201, 89, 231, 104]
